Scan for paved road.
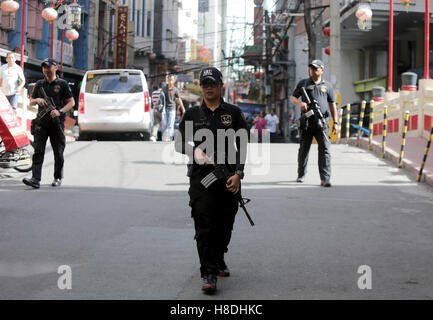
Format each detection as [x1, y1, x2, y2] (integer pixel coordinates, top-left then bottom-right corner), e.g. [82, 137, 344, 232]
[1, 141, 433, 299]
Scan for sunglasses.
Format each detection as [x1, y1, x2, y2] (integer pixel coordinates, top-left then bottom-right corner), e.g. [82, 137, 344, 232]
[200, 82, 219, 89]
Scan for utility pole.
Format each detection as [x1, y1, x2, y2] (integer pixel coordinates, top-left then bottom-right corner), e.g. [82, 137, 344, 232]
[265, 10, 272, 112]
[330, 0, 341, 96]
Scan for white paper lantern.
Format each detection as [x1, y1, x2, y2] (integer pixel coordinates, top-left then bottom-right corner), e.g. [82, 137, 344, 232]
[356, 4, 373, 22]
[1, 0, 20, 13]
[65, 28, 79, 41]
[41, 7, 58, 22]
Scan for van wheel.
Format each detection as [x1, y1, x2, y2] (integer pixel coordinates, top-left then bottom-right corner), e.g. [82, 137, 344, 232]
[138, 132, 150, 141]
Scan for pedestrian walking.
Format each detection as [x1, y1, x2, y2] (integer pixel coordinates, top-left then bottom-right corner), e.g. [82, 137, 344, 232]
[0, 52, 25, 113]
[150, 84, 165, 142]
[163, 75, 185, 141]
[265, 108, 280, 142]
[175, 67, 248, 294]
[290, 59, 339, 187]
[22, 58, 75, 189]
[253, 111, 267, 143]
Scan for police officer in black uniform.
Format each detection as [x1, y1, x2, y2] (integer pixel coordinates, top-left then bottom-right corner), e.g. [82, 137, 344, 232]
[175, 67, 248, 294]
[290, 60, 339, 187]
[23, 58, 75, 189]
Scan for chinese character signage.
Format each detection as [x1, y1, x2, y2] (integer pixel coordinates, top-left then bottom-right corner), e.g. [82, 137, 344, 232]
[54, 40, 73, 66]
[115, 5, 129, 69]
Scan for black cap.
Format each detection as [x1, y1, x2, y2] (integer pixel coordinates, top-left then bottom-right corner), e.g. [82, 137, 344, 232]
[41, 58, 58, 67]
[309, 59, 324, 70]
[199, 67, 223, 85]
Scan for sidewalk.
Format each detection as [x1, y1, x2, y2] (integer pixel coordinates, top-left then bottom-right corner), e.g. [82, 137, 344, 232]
[346, 135, 433, 188]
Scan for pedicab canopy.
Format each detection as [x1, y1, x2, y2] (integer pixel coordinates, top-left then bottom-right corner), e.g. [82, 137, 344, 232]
[0, 91, 30, 152]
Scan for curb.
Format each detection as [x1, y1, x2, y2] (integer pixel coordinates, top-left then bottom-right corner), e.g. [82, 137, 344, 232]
[345, 137, 433, 188]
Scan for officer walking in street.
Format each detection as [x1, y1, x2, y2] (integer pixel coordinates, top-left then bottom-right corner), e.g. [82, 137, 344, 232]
[290, 59, 339, 187]
[22, 58, 75, 189]
[175, 67, 248, 294]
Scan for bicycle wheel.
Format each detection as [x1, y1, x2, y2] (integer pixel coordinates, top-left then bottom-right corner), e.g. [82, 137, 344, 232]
[13, 145, 33, 173]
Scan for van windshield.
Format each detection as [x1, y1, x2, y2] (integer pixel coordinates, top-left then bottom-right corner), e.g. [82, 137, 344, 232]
[85, 73, 143, 94]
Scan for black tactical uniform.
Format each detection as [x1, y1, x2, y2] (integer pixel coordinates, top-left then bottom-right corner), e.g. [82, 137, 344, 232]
[31, 61, 73, 183]
[292, 69, 335, 183]
[175, 98, 248, 279]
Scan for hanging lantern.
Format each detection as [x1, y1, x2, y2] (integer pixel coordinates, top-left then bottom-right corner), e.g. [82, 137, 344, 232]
[254, 72, 261, 79]
[65, 29, 79, 41]
[400, 0, 412, 12]
[149, 53, 157, 60]
[1, 0, 19, 13]
[42, 7, 58, 22]
[325, 46, 331, 55]
[355, 4, 373, 24]
[322, 27, 330, 37]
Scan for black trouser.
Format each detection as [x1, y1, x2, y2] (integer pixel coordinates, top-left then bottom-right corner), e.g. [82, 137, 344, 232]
[32, 120, 65, 181]
[297, 122, 331, 181]
[189, 178, 239, 277]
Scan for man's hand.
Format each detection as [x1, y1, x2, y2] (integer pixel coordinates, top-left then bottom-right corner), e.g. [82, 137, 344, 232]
[332, 122, 339, 135]
[194, 148, 214, 166]
[50, 109, 61, 118]
[35, 98, 48, 108]
[300, 102, 308, 112]
[226, 174, 241, 194]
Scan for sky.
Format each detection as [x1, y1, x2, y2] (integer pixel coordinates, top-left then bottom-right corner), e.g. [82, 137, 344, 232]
[226, 0, 255, 56]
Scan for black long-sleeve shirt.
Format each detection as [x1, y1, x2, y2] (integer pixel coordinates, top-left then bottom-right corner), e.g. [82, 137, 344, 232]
[175, 99, 248, 178]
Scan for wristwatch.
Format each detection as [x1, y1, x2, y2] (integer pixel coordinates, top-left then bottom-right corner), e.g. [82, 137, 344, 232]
[234, 170, 244, 180]
[59, 109, 65, 116]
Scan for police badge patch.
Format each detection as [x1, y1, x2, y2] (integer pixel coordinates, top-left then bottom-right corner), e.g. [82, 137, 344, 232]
[54, 85, 61, 93]
[321, 85, 328, 93]
[221, 114, 232, 126]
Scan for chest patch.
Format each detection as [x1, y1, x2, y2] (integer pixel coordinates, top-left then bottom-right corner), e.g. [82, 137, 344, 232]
[54, 84, 61, 93]
[321, 85, 328, 93]
[221, 114, 232, 126]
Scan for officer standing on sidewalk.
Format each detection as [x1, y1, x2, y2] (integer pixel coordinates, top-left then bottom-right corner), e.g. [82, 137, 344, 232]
[290, 59, 339, 187]
[22, 58, 75, 189]
[175, 67, 248, 294]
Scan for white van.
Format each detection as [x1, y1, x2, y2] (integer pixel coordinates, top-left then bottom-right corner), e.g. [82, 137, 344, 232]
[78, 69, 151, 140]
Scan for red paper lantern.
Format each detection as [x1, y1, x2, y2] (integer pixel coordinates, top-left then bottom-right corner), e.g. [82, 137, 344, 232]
[322, 27, 330, 37]
[42, 7, 58, 21]
[254, 72, 261, 79]
[325, 46, 330, 55]
[1, 0, 19, 13]
[193, 80, 199, 86]
[65, 29, 79, 41]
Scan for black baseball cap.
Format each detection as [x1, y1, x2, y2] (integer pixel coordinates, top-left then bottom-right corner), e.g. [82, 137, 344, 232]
[199, 67, 223, 85]
[309, 59, 324, 70]
[41, 58, 58, 67]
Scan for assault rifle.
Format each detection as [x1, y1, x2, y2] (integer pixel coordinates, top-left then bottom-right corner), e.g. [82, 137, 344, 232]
[300, 87, 329, 142]
[200, 165, 254, 226]
[38, 87, 61, 126]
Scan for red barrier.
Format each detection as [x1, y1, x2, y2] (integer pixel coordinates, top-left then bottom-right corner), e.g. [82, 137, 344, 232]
[401, 85, 417, 91]
[0, 92, 30, 152]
